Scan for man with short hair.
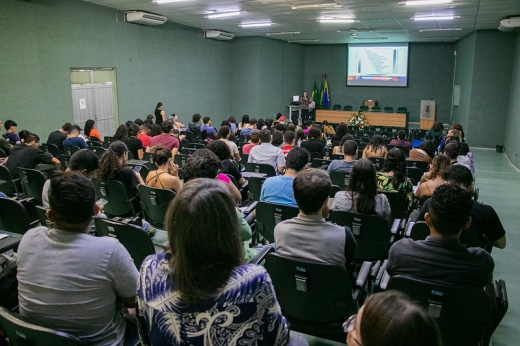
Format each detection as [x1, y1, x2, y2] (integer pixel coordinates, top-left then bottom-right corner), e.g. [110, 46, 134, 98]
[327, 140, 358, 174]
[389, 129, 412, 150]
[241, 131, 260, 154]
[248, 129, 285, 174]
[444, 142, 460, 164]
[416, 165, 506, 250]
[0, 119, 13, 155]
[146, 121, 180, 156]
[2, 120, 20, 145]
[47, 123, 72, 152]
[280, 131, 295, 156]
[200, 117, 217, 138]
[63, 125, 87, 149]
[219, 125, 240, 161]
[275, 123, 286, 133]
[388, 183, 494, 287]
[17, 172, 138, 346]
[5, 133, 60, 173]
[260, 147, 309, 207]
[274, 168, 356, 267]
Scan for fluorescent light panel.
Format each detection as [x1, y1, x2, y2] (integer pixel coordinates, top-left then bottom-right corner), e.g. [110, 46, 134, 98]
[412, 15, 459, 20]
[419, 27, 462, 32]
[400, 0, 452, 5]
[266, 31, 300, 35]
[319, 19, 359, 23]
[292, 3, 341, 10]
[289, 39, 319, 42]
[153, 0, 191, 3]
[207, 11, 244, 19]
[240, 23, 274, 27]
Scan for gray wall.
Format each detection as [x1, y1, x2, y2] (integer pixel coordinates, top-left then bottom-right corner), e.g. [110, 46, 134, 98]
[303, 43, 456, 123]
[504, 32, 520, 168]
[452, 33, 476, 129]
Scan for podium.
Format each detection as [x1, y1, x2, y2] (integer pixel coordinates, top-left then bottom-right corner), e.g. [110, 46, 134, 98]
[420, 100, 436, 130]
[287, 105, 302, 125]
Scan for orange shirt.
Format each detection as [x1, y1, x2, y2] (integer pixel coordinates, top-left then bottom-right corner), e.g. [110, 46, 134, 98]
[89, 129, 101, 139]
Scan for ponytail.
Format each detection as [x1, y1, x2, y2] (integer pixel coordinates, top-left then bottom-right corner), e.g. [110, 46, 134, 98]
[95, 141, 128, 181]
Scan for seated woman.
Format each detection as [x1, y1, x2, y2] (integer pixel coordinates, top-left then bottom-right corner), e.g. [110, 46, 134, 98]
[145, 145, 182, 193]
[112, 124, 128, 141]
[331, 122, 348, 145]
[332, 134, 356, 155]
[137, 179, 307, 346]
[332, 159, 392, 224]
[170, 113, 186, 131]
[123, 123, 144, 160]
[426, 121, 444, 137]
[345, 291, 441, 346]
[362, 135, 388, 159]
[84, 119, 103, 143]
[377, 148, 415, 212]
[408, 140, 436, 164]
[207, 140, 245, 186]
[181, 149, 242, 203]
[415, 155, 450, 201]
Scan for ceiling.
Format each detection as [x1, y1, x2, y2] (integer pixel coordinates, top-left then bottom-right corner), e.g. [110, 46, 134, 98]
[80, 0, 520, 43]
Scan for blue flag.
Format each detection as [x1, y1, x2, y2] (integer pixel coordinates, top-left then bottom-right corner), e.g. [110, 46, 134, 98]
[323, 78, 330, 105]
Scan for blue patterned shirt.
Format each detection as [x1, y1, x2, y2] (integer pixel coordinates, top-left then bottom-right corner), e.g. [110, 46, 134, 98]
[137, 253, 290, 346]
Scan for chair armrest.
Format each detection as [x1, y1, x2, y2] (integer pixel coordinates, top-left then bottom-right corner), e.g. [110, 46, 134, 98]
[391, 219, 401, 235]
[29, 219, 40, 228]
[242, 201, 258, 216]
[375, 259, 388, 287]
[370, 260, 382, 279]
[405, 221, 415, 238]
[356, 261, 373, 288]
[249, 245, 275, 264]
[379, 271, 391, 290]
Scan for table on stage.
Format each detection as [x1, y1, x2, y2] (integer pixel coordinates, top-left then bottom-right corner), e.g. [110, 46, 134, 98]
[316, 110, 407, 127]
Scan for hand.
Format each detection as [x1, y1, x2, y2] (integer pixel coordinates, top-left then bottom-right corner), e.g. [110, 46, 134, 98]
[169, 161, 179, 176]
[134, 170, 144, 185]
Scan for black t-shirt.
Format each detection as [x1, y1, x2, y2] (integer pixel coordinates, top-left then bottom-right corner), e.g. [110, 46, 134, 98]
[123, 137, 143, 160]
[417, 198, 506, 241]
[5, 143, 53, 175]
[221, 160, 242, 184]
[301, 139, 326, 157]
[155, 109, 163, 125]
[114, 167, 140, 199]
[47, 131, 67, 151]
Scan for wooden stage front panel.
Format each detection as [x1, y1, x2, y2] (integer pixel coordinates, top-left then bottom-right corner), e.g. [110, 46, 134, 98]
[316, 110, 406, 127]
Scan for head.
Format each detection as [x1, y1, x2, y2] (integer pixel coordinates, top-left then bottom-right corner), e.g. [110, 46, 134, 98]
[250, 118, 258, 126]
[146, 114, 154, 121]
[4, 120, 17, 133]
[430, 155, 451, 179]
[134, 118, 144, 127]
[24, 133, 40, 148]
[250, 131, 260, 144]
[426, 184, 473, 237]
[218, 125, 231, 140]
[418, 140, 436, 158]
[432, 121, 443, 132]
[444, 143, 460, 162]
[303, 91, 308, 97]
[308, 126, 322, 140]
[220, 120, 230, 128]
[452, 123, 464, 137]
[309, 97, 314, 102]
[181, 149, 221, 182]
[449, 129, 461, 141]
[84, 119, 95, 137]
[286, 123, 296, 133]
[128, 123, 140, 138]
[348, 291, 441, 346]
[397, 129, 407, 140]
[296, 129, 305, 141]
[151, 145, 173, 167]
[68, 126, 80, 138]
[18, 130, 31, 143]
[323, 120, 329, 126]
[156, 102, 163, 109]
[165, 178, 244, 304]
[343, 140, 358, 157]
[258, 129, 271, 144]
[286, 147, 310, 172]
[171, 114, 178, 121]
[203, 117, 211, 125]
[381, 148, 408, 186]
[207, 140, 232, 161]
[241, 114, 250, 125]
[271, 131, 284, 147]
[256, 119, 265, 130]
[113, 124, 128, 140]
[265, 118, 273, 128]
[444, 164, 473, 190]
[228, 116, 236, 124]
[459, 142, 470, 156]
[125, 120, 133, 128]
[95, 141, 128, 181]
[279, 116, 287, 124]
[172, 129, 180, 137]
[67, 149, 99, 177]
[162, 121, 174, 134]
[276, 113, 282, 120]
[335, 122, 348, 138]
[144, 119, 153, 125]
[275, 123, 286, 132]
[284, 131, 295, 146]
[61, 122, 72, 133]
[305, 120, 312, 129]
[293, 169, 331, 215]
[151, 124, 162, 137]
[142, 123, 152, 136]
[192, 113, 201, 123]
[368, 135, 384, 151]
[346, 159, 377, 214]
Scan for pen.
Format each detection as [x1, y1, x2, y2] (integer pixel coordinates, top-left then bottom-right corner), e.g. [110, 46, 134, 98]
[0, 232, 15, 238]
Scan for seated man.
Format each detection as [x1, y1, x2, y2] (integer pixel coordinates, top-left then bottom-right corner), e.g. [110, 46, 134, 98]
[248, 129, 285, 174]
[17, 172, 138, 346]
[200, 116, 217, 138]
[444, 142, 460, 164]
[388, 184, 494, 287]
[219, 125, 240, 161]
[2, 120, 20, 146]
[63, 125, 88, 149]
[0, 119, 13, 155]
[274, 168, 356, 268]
[5, 133, 60, 173]
[146, 121, 180, 156]
[47, 122, 72, 152]
[260, 147, 309, 207]
[327, 140, 358, 174]
[416, 165, 506, 250]
[241, 130, 260, 154]
[280, 131, 295, 156]
[389, 130, 412, 150]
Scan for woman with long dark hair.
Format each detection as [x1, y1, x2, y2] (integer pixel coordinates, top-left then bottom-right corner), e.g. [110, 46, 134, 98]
[154, 102, 165, 125]
[332, 159, 391, 223]
[377, 148, 415, 211]
[112, 124, 128, 141]
[122, 123, 143, 160]
[363, 134, 388, 159]
[239, 114, 250, 130]
[415, 155, 450, 201]
[409, 140, 436, 164]
[83, 119, 103, 142]
[426, 121, 444, 137]
[331, 122, 347, 144]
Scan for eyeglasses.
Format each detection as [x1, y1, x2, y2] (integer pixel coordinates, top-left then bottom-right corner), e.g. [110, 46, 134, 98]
[343, 314, 362, 346]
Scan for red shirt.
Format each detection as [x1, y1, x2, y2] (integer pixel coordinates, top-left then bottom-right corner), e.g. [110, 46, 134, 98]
[138, 133, 152, 147]
[280, 145, 293, 156]
[242, 143, 258, 155]
[147, 134, 179, 150]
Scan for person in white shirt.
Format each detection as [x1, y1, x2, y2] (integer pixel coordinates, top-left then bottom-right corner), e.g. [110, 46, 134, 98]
[248, 129, 285, 174]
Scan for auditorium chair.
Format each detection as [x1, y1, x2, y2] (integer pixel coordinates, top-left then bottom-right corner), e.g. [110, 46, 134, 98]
[35, 205, 52, 228]
[330, 172, 350, 190]
[246, 177, 266, 203]
[384, 107, 394, 113]
[328, 211, 400, 262]
[181, 138, 189, 148]
[311, 158, 332, 169]
[368, 157, 385, 171]
[0, 198, 39, 235]
[58, 154, 71, 171]
[125, 162, 149, 181]
[0, 165, 21, 196]
[127, 151, 135, 160]
[173, 154, 190, 169]
[182, 130, 195, 143]
[201, 129, 207, 140]
[330, 154, 344, 161]
[240, 153, 249, 165]
[63, 145, 80, 157]
[406, 166, 424, 185]
[387, 144, 410, 157]
[87, 136, 102, 145]
[91, 178, 140, 217]
[359, 106, 369, 112]
[332, 104, 341, 110]
[406, 160, 429, 173]
[180, 148, 197, 156]
[103, 136, 114, 148]
[265, 253, 372, 343]
[17, 168, 47, 205]
[382, 191, 408, 220]
[254, 201, 299, 243]
[143, 152, 158, 171]
[357, 142, 367, 153]
[41, 143, 61, 158]
[343, 105, 353, 111]
[88, 145, 106, 158]
[245, 163, 276, 177]
[371, 106, 381, 112]
[309, 151, 323, 161]
[322, 104, 331, 110]
[0, 148, 5, 158]
[187, 143, 205, 149]
[139, 185, 175, 229]
[396, 107, 408, 113]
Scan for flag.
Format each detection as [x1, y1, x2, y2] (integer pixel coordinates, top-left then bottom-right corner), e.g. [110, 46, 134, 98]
[323, 76, 330, 105]
[312, 79, 319, 106]
[320, 76, 324, 107]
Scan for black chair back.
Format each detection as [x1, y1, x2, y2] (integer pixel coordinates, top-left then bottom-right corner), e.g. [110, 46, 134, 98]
[330, 154, 344, 161]
[245, 163, 276, 177]
[309, 151, 322, 161]
[247, 177, 266, 202]
[406, 166, 424, 185]
[184, 131, 195, 143]
[58, 154, 71, 171]
[89, 146, 106, 158]
[201, 130, 207, 140]
[409, 221, 484, 250]
[0, 148, 5, 158]
[94, 218, 155, 270]
[367, 157, 385, 171]
[0, 198, 39, 235]
[142, 152, 158, 171]
[328, 211, 392, 261]
[330, 171, 350, 190]
[63, 145, 80, 156]
[255, 202, 299, 242]
[311, 159, 332, 169]
[139, 185, 175, 228]
[187, 143, 205, 149]
[35, 205, 52, 228]
[382, 191, 408, 220]
[92, 178, 137, 217]
[329, 185, 342, 199]
[18, 168, 47, 204]
[0, 166, 20, 196]
[406, 160, 429, 173]
[180, 148, 197, 156]
[387, 275, 492, 346]
[104, 136, 114, 148]
[42, 143, 61, 158]
[173, 154, 190, 168]
[387, 145, 410, 157]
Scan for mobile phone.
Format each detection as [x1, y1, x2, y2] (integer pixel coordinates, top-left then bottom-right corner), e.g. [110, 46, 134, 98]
[96, 198, 108, 206]
[133, 165, 142, 173]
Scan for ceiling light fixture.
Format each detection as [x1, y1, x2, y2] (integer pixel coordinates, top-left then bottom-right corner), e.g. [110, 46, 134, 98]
[153, 0, 191, 3]
[400, 0, 452, 5]
[292, 3, 341, 10]
[240, 23, 274, 27]
[419, 27, 462, 31]
[288, 39, 319, 42]
[319, 19, 359, 23]
[207, 11, 245, 19]
[412, 15, 459, 20]
[266, 31, 300, 35]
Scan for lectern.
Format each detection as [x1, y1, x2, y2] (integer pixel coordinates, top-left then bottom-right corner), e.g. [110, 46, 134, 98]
[420, 100, 436, 130]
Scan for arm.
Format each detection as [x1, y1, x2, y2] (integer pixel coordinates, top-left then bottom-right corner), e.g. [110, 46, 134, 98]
[51, 157, 61, 170]
[277, 166, 284, 174]
[228, 180, 242, 203]
[146, 146, 151, 153]
[161, 110, 165, 122]
[276, 150, 285, 174]
[321, 203, 330, 218]
[171, 147, 179, 156]
[258, 271, 290, 346]
[362, 148, 367, 159]
[236, 209, 252, 241]
[137, 148, 143, 160]
[234, 152, 241, 161]
[108, 242, 139, 308]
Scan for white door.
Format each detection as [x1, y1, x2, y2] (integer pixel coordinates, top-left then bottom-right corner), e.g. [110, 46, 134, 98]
[71, 83, 116, 138]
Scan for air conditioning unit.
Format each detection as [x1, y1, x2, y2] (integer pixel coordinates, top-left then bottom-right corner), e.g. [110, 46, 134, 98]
[204, 30, 234, 41]
[126, 11, 167, 26]
[498, 17, 520, 32]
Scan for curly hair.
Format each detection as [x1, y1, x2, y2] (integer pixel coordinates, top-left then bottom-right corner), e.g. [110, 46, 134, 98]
[307, 126, 322, 140]
[180, 149, 222, 182]
[418, 140, 436, 158]
[368, 134, 384, 153]
[113, 124, 128, 141]
[429, 184, 473, 235]
[207, 140, 232, 161]
[84, 119, 95, 137]
[151, 124, 162, 137]
[429, 155, 451, 179]
[95, 141, 128, 181]
[381, 148, 408, 187]
[335, 122, 348, 138]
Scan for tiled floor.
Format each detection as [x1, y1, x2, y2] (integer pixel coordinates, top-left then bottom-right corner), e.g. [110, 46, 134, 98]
[301, 148, 519, 346]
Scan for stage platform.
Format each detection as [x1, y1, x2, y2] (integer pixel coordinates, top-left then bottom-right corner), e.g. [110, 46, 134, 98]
[316, 110, 407, 127]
